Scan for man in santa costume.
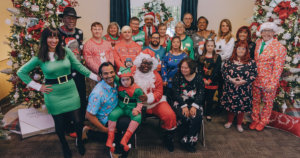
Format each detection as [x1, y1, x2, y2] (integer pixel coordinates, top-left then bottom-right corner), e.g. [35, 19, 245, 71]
[140, 12, 158, 46]
[114, 26, 142, 71]
[133, 51, 177, 152]
[250, 22, 287, 131]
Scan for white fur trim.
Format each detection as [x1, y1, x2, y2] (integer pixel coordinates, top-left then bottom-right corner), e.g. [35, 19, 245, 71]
[89, 73, 98, 82]
[147, 93, 154, 104]
[191, 103, 200, 109]
[144, 95, 167, 109]
[181, 104, 188, 108]
[144, 14, 154, 19]
[133, 53, 158, 71]
[28, 80, 42, 91]
[259, 22, 278, 34]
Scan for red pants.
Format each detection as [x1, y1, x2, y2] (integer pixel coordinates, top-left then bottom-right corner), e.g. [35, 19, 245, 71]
[251, 86, 277, 125]
[146, 101, 177, 130]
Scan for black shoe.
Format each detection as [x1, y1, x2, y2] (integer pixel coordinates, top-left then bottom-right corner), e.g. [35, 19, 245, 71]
[206, 116, 212, 122]
[62, 145, 72, 158]
[76, 138, 86, 156]
[163, 130, 175, 152]
[186, 144, 196, 153]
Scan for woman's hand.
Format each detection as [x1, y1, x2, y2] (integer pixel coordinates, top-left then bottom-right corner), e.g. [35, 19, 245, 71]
[163, 81, 168, 87]
[190, 107, 197, 117]
[132, 109, 139, 116]
[182, 107, 190, 118]
[204, 80, 210, 85]
[40, 85, 53, 94]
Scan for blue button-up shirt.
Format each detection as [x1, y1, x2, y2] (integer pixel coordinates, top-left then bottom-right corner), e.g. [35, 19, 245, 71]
[87, 80, 118, 125]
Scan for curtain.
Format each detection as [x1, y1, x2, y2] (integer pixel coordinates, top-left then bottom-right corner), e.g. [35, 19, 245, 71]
[181, 0, 198, 26]
[110, 0, 131, 28]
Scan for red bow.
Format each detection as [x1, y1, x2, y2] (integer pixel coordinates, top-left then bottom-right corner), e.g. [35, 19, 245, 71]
[27, 20, 45, 33]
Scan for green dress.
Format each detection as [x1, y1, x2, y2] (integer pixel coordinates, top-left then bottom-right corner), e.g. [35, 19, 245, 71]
[17, 48, 92, 115]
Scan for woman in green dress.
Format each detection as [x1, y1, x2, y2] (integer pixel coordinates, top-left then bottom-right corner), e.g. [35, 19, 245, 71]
[17, 28, 99, 158]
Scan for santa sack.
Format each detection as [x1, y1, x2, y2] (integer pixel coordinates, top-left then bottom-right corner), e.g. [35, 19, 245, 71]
[268, 110, 300, 138]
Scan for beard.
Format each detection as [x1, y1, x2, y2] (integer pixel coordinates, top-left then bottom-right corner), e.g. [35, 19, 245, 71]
[134, 69, 156, 93]
[150, 41, 159, 47]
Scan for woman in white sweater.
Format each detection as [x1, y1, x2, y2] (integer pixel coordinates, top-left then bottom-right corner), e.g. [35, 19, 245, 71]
[215, 19, 235, 63]
[215, 19, 235, 115]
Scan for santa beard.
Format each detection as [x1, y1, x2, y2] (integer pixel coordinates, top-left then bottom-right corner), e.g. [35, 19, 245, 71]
[134, 69, 156, 94]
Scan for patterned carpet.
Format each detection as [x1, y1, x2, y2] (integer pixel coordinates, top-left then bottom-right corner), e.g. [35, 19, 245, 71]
[1, 114, 300, 158]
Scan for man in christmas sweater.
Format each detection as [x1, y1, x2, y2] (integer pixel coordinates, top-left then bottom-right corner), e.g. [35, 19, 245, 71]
[114, 26, 142, 71]
[83, 22, 114, 94]
[133, 51, 177, 152]
[58, 7, 86, 126]
[250, 22, 287, 131]
[130, 17, 145, 47]
[140, 12, 158, 46]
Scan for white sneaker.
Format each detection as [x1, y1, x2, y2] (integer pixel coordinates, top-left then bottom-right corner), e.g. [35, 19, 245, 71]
[237, 125, 244, 132]
[224, 122, 232, 129]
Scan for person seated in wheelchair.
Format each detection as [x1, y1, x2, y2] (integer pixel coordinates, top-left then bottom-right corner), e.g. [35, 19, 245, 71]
[106, 67, 144, 152]
[171, 58, 205, 152]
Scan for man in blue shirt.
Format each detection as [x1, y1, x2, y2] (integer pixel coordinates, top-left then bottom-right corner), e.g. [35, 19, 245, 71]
[143, 32, 166, 72]
[85, 62, 131, 157]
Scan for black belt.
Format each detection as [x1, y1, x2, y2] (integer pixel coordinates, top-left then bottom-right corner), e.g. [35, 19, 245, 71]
[45, 74, 73, 84]
[119, 95, 137, 104]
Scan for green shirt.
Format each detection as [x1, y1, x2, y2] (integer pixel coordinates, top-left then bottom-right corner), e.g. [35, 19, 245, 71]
[166, 35, 194, 60]
[132, 30, 145, 47]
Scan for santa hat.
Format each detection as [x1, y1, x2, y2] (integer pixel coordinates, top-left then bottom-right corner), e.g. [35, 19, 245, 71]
[257, 22, 278, 36]
[118, 67, 133, 78]
[144, 12, 155, 19]
[133, 49, 159, 71]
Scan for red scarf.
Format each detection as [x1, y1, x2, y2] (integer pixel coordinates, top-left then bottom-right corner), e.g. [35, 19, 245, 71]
[118, 83, 139, 97]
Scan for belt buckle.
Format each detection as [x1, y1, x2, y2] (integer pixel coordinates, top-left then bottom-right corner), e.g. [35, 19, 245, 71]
[123, 96, 130, 104]
[58, 75, 68, 84]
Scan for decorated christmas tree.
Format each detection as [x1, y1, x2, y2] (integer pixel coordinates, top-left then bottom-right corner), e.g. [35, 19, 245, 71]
[0, 0, 78, 140]
[250, 0, 299, 113]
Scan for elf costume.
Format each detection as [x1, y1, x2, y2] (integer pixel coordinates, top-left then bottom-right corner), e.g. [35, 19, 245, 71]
[106, 67, 143, 152]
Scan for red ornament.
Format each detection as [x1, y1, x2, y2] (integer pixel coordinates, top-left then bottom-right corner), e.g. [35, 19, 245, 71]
[25, 98, 29, 102]
[11, 51, 18, 57]
[258, 9, 264, 15]
[15, 4, 21, 8]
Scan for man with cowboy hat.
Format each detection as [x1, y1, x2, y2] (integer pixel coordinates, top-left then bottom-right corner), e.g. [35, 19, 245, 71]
[250, 22, 287, 131]
[58, 7, 87, 135]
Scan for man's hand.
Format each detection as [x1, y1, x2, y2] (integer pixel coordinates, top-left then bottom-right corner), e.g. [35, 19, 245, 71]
[132, 109, 139, 116]
[40, 85, 53, 94]
[139, 94, 148, 103]
[190, 107, 197, 117]
[163, 81, 168, 87]
[182, 107, 190, 118]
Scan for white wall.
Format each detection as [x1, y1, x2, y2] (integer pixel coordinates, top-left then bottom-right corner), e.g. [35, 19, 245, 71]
[0, 1, 13, 61]
[76, 0, 110, 42]
[197, 0, 255, 38]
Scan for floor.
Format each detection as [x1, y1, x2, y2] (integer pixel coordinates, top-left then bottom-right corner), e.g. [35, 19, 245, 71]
[1, 114, 300, 158]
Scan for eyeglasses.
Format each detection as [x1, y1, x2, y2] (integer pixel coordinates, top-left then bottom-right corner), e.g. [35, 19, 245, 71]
[151, 37, 160, 40]
[261, 29, 274, 33]
[141, 61, 153, 65]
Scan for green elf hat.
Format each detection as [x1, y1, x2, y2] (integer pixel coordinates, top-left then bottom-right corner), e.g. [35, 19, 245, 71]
[117, 67, 133, 78]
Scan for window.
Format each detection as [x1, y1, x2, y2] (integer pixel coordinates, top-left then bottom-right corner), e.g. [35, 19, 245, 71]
[130, 0, 181, 37]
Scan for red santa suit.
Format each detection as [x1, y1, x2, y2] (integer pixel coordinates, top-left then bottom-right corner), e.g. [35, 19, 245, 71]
[133, 52, 177, 130]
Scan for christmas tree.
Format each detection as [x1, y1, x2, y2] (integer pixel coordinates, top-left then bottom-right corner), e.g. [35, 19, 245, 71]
[250, 0, 299, 113]
[0, 0, 79, 140]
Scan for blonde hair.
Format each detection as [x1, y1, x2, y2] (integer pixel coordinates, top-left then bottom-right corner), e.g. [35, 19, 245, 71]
[107, 22, 120, 36]
[217, 19, 233, 43]
[121, 25, 132, 33]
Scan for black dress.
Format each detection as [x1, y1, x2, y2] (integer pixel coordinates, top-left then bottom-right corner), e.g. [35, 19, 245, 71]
[172, 72, 205, 146]
[220, 60, 257, 113]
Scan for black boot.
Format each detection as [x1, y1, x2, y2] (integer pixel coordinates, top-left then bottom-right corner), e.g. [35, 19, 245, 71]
[163, 130, 175, 152]
[76, 138, 86, 156]
[62, 143, 72, 158]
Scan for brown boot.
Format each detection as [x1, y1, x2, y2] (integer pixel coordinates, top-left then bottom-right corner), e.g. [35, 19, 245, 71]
[106, 131, 115, 152]
[120, 130, 133, 151]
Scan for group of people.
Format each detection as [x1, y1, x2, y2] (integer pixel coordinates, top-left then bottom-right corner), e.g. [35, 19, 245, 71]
[16, 6, 287, 158]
